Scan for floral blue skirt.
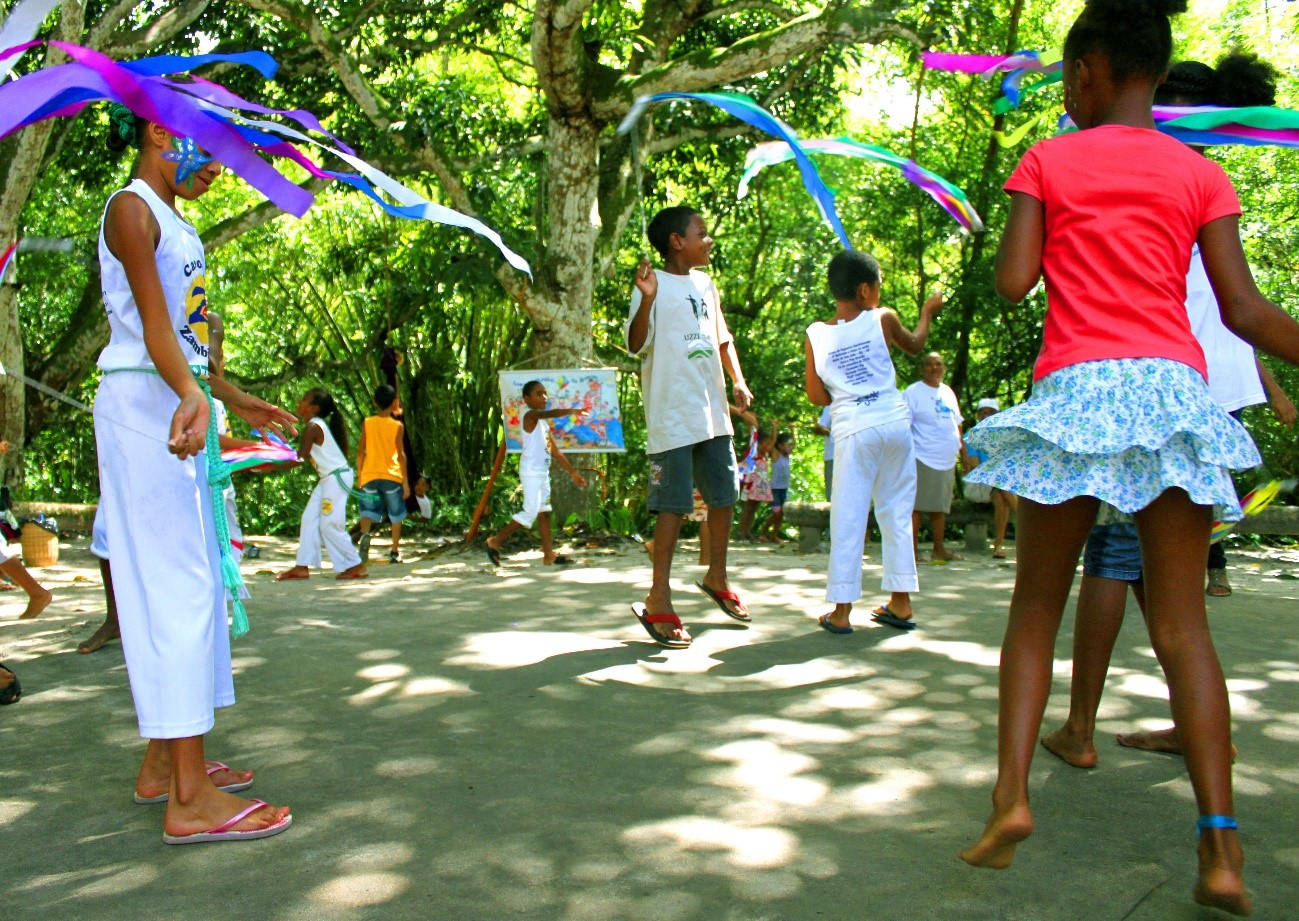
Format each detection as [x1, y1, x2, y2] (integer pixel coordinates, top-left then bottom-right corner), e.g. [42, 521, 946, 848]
[964, 358, 1259, 522]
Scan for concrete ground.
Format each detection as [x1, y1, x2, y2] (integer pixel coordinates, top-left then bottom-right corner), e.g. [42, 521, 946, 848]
[3, 533, 1298, 921]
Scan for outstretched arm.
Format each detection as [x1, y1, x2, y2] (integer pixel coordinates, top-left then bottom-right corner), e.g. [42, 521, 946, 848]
[1201, 215, 1299, 366]
[881, 294, 944, 355]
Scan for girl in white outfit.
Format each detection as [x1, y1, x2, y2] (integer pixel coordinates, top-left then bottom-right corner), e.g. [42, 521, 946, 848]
[276, 389, 366, 581]
[804, 250, 943, 633]
[95, 107, 293, 843]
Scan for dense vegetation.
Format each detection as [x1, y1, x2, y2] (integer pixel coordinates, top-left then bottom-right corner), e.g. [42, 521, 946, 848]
[2, 0, 1296, 537]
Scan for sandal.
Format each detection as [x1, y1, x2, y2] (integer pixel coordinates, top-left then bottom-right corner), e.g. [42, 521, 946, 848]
[631, 603, 690, 648]
[1206, 568, 1232, 597]
[0, 662, 20, 705]
[695, 581, 751, 622]
[134, 761, 255, 804]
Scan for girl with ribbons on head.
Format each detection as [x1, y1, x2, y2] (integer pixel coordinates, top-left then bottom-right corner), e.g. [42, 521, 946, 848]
[95, 104, 296, 844]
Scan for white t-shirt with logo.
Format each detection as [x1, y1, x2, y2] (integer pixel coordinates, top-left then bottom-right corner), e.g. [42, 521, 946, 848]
[806, 309, 910, 442]
[1185, 247, 1264, 413]
[98, 178, 210, 372]
[625, 269, 734, 455]
[904, 380, 963, 470]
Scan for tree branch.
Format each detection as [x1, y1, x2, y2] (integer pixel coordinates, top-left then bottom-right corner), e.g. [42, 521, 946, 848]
[596, 2, 921, 120]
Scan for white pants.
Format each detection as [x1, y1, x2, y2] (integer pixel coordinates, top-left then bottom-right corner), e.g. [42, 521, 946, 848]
[513, 473, 552, 528]
[296, 471, 362, 570]
[828, 418, 919, 602]
[94, 373, 234, 739]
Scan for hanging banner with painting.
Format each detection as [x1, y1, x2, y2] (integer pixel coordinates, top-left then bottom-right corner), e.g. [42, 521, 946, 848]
[498, 368, 625, 453]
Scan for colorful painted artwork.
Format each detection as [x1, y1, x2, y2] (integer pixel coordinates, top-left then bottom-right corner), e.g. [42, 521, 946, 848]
[498, 368, 625, 453]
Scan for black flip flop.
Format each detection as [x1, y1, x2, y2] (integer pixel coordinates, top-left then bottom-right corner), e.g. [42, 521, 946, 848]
[0, 662, 22, 705]
[631, 603, 691, 648]
[548, 555, 574, 566]
[485, 545, 501, 567]
[871, 605, 916, 631]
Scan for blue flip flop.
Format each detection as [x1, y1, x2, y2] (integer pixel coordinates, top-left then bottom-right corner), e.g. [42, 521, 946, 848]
[871, 605, 916, 631]
[818, 613, 853, 635]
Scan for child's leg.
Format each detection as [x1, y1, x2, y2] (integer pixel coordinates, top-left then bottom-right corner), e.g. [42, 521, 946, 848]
[390, 520, 402, 554]
[1133, 489, 1247, 915]
[1041, 573, 1133, 768]
[825, 430, 870, 628]
[929, 511, 954, 560]
[487, 520, 524, 552]
[646, 511, 689, 642]
[0, 557, 52, 619]
[738, 499, 757, 539]
[873, 423, 919, 621]
[697, 518, 711, 566]
[538, 512, 554, 562]
[320, 477, 364, 577]
[960, 494, 1098, 869]
[992, 490, 1014, 555]
[79, 557, 121, 654]
[281, 482, 325, 579]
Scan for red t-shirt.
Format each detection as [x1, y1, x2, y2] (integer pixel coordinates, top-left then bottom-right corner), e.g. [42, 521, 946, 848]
[1004, 125, 1241, 381]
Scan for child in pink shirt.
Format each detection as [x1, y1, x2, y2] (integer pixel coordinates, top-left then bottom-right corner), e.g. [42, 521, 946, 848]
[959, 2, 1299, 914]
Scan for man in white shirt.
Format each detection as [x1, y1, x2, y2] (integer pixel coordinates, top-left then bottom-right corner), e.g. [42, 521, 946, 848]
[903, 352, 965, 562]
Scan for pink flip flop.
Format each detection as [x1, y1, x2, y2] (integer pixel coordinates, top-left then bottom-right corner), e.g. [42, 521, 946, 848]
[162, 800, 292, 845]
[134, 761, 254, 804]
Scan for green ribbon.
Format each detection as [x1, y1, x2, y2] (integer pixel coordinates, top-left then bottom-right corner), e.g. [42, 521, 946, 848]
[104, 366, 250, 638]
[327, 466, 370, 502]
[107, 102, 138, 148]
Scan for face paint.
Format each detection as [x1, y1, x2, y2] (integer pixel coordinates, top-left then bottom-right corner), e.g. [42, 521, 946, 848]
[163, 136, 214, 188]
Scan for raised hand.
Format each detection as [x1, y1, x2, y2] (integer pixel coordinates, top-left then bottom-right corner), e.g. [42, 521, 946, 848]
[634, 258, 658, 300]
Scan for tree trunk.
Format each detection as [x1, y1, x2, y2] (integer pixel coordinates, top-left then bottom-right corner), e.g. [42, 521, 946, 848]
[0, 282, 23, 489]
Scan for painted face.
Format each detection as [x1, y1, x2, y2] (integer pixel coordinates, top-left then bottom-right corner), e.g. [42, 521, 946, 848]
[164, 137, 214, 187]
[674, 215, 713, 266]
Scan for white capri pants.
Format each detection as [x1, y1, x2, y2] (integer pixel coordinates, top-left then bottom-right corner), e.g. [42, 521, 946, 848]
[828, 418, 919, 602]
[296, 471, 362, 571]
[513, 473, 552, 527]
[94, 373, 234, 739]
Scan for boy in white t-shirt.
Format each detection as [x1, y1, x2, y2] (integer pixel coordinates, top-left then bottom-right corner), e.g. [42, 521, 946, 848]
[624, 206, 754, 648]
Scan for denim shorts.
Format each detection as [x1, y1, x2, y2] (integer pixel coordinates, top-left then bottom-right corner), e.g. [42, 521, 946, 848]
[358, 478, 408, 523]
[770, 487, 788, 510]
[1082, 522, 1142, 583]
[647, 435, 738, 514]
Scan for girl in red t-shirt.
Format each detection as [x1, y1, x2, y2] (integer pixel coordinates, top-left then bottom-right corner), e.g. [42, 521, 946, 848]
[959, 2, 1299, 914]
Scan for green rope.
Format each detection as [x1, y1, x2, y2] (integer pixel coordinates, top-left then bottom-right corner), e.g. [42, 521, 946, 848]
[104, 367, 249, 637]
[327, 466, 371, 502]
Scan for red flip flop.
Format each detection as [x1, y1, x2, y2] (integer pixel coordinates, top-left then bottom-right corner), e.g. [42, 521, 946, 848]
[631, 603, 691, 648]
[695, 581, 751, 622]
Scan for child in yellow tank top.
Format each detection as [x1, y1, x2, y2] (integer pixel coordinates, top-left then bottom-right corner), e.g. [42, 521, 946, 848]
[356, 384, 409, 563]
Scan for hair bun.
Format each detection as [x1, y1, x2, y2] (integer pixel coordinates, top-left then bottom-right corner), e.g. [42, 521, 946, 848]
[1085, 0, 1188, 18]
[1213, 50, 1278, 107]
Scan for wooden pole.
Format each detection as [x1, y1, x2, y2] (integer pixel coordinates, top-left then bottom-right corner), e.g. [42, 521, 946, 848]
[465, 437, 508, 544]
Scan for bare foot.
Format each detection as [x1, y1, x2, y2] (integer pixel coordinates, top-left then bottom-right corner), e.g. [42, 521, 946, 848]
[137, 761, 253, 801]
[1116, 727, 1238, 760]
[1041, 726, 1098, 769]
[275, 566, 310, 582]
[931, 548, 963, 562]
[959, 802, 1034, 869]
[78, 621, 121, 654]
[18, 587, 52, 620]
[1195, 829, 1252, 917]
[335, 564, 367, 581]
[163, 788, 290, 839]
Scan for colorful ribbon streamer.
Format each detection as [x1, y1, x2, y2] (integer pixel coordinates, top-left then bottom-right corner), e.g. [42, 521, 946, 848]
[1155, 104, 1299, 149]
[222, 433, 299, 475]
[0, 240, 16, 283]
[737, 137, 984, 234]
[921, 50, 1062, 77]
[0, 0, 59, 82]
[0, 37, 531, 272]
[619, 90, 852, 248]
[1211, 479, 1297, 542]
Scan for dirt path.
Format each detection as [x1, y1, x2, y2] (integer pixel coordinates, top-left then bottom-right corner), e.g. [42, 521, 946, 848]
[3, 534, 1298, 919]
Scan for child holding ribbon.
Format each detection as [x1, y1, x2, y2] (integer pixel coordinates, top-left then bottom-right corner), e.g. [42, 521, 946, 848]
[95, 105, 295, 844]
